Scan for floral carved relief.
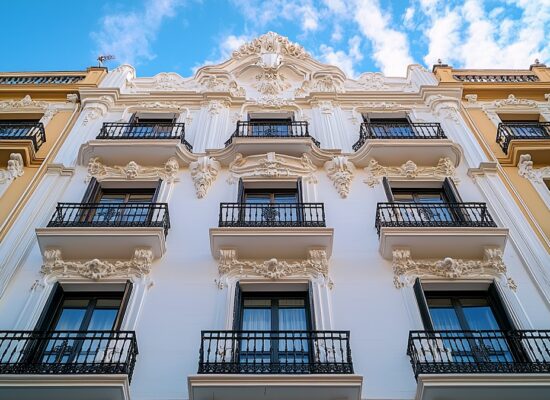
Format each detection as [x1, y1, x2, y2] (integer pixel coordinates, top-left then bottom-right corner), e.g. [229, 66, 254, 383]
[190, 156, 220, 198]
[325, 156, 355, 198]
[364, 158, 457, 187]
[87, 157, 179, 183]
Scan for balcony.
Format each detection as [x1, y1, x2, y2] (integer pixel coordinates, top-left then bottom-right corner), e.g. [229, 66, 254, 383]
[496, 122, 550, 165]
[375, 202, 508, 259]
[408, 330, 550, 400]
[79, 122, 192, 166]
[0, 122, 46, 166]
[0, 330, 137, 400]
[36, 202, 170, 260]
[351, 122, 462, 168]
[210, 203, 333, 259]
[189, 330, 362, 400]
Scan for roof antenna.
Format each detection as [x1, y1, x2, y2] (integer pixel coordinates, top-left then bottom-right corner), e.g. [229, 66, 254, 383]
[97, 55, 115, 67]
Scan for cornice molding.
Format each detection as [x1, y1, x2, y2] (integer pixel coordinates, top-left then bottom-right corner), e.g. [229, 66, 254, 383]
[324, 156, 355, 198]
[216, 248, 332, 289]
[364, 157, 457, 187]
[190, 156, 220, 198]
[87, 157, 180, 183]
[41, 248, 153, 280]
[392, 247, 515, 290]
[0, 153, 24, 184]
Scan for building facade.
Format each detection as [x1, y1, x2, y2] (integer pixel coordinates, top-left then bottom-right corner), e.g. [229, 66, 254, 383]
[0, 33, 549, 400]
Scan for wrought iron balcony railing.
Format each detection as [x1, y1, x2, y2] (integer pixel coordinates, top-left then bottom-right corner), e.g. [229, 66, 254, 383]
[97, 122, 192, 151]
[0, 75, 85, 85]
[0, 121, 46, 151]
[408, 330, 550, 378]
[375, 202, 497, 234]
[47, 202, 170, 235]
[225, 121, 320, 147]
[0, 331, 138, 381]
[219, 203, 326, 228]
[496, 122, 550, 154]
[353, 122, 446, 151]
[453, 74, 539, 83]
[198, 330, 353, 374]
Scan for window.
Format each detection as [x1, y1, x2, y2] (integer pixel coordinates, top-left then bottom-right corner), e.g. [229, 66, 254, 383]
[0, 119, 41, 138]
[248, 117, 293, 137]
[127, 113, 177, 138]
[364, 117, 414, 137]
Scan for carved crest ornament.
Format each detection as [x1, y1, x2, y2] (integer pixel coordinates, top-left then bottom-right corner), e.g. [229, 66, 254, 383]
[325, 156, 355, 198]
[87, 157, 180, 183]
[190, 156, 220, 198]
[364, 158, 457, 187]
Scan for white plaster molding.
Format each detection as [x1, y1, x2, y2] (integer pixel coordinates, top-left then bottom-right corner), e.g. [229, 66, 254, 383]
[312, 100, 338, 114]
[0, 95, 48, 111]
[231, 31, 310, 59]
[324, 156, 355, 198]
[190, 156, 220, 199]
[355, 72, 388, 90]
[82, 106, 106, 126]
[0, 153, 24, 184]
[465, 94, 478, 104]
[492, 94, 538, 108]
[518, 154, 550, 208]
[253, 69, 291, 96]
[392, 248, 515, 290]
[364, 157, 457, 187]
[228, 152, 317, 184]
[201, 75, 246, 97]
[295, 76, 344, 96]
[545, 93, 550, 103]
[41, 248, 153, 280]
[66, 93, 78, 103]
[205, 99, 230, 115]
[216, 249, 332, 289]
[254, 96, 295, 108]
[87, 157, 180, 183]
[135, 101, 185, 111]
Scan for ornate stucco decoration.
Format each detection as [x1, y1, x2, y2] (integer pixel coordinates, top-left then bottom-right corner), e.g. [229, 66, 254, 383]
[325, 156, 355, 198]
[465, 94, 478, 103]
[41, 248, 153, 280]
[190, 156, 220, 198]
[254, 69, 291, 96]
[205, 99, 230, 115]
[201, 75, 246, 97]
[364, 158, 457, 187]
[0, 95, 59, 125]
[356, 72, 389, 90]
[82, 106, 106, 126]
[87, 157, 180, 183]
[227, 152, 317, 183]
[151, 72, 188, 90]
[231, 31, 310, 59]
[0, 153, 24, 184]
[135, 101, 184, 111]
[295, 75, 344, 96]
[518, 154, 550, 183]
[254, 97, 295, 108]
[492, 94, 538, 108]
[312, 100, 339, 114]
[392, 248, 515, 290]
[216, 249, 332, 289]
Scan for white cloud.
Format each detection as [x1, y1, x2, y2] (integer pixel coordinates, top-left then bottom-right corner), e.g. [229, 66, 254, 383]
[423, 9, 462, 67]
[192, 33, 254, 74]
[319, 35, 363, 77]
[403, 6, 416, 29]
[331, 24, 343, 42]
[92, 0, 183, 65]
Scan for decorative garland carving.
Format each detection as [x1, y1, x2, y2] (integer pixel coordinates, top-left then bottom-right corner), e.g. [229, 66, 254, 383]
[228, 152, 317, 184]
[0, 95, 48, 110]
[356, 72, 388, 90]
[492, 94, 538, 108]
[87, 157, 179, 183]
[201, 75, 246, 97]
[254, 70, 291, 95]
[0, 153, 24, 184]
[41, 248, 153, 280]
[190, 156, 220, 198]
[364, 158, 457, 187]
[325, 156, 355, 198]
[232, 31, 310, 59]
[254, 97, 295, 108]
[206, 100, 230, 115]
[518, 154, 550, 183]
[295, 76, 344, 96]
[392, 248, 515, 290]
[216, 249, 332, 289]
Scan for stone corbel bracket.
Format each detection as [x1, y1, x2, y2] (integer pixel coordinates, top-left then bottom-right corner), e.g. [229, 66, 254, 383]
[364, 157, 458, 187]
[216, 249, 332, 290]
[41, 248, 153, 280]
[324, 156, 355, 198]
[0, 153, 24, 184]
[190, 156, 221, 198]
[392, 248, 516, 290]
[87, 157, 180, 183]
[518, 154, 550, 183]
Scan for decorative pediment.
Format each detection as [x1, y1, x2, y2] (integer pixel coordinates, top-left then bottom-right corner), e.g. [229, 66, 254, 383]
[232, 31, 310, 60]
[190, 156, 220, 198]
[227, 152, 317, 183]
[87, 157, 180, 183]
[392, 248, 515, 290]
[325, 156, 355, 198]
[41, 248, 153, 280]
[216, 248, 332, 289]
[364, 157, 457, 187]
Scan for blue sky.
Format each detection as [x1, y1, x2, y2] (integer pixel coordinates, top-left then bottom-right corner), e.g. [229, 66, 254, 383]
[2, 0, 549, 77]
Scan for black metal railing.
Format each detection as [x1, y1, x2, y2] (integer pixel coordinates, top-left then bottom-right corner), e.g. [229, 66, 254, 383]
[375, 202, 496, 234]
[0, 122, 46, 151]
[199, 330, 353, 374]
[47, 202, 170, 235]
[353, 122, 446, 151]
[225, 121, 320, 147]
[0, 75, 85, 85]
[219, 203, 326, 227]
[453, 74, 539, 83]
[496, 122, 550, 154]
[0, 331, 138, 381]
[408, 330, 550, 378]
[97, 122, 192, 151]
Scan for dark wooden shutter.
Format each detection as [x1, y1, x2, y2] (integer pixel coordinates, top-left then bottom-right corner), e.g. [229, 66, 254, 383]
[34, 282, 63, 331]
[308, 281, 316, 330]
[297, 178, 303, 203]
[232, 282, 243, 330]
[81, 178, 101, 203]
[114, 281, 133, 329]
[237, 178, 245, 203]
[382, 177, 394, 202]
[488, 282, 515, 330]
[413, 278, 433, 330]
[442, 177, 462, 203]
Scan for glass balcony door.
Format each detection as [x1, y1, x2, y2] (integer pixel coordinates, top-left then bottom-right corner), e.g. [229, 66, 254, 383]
[249, 118, 292, 137]
[392, 190, 455, 223]
[242, 189, 299, 224]
[368, 118, 415, 138]
[125, 118, 175, 138]
[90, 189, 156, 224]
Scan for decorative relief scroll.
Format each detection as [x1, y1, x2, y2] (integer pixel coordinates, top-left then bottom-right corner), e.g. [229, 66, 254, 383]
[325, 156, 355, 198]
[228, 152, 317, 184]
[41, 248, 153, 280]
[392, 248, 515, 290]
[190, 156, 220, 198]
[518, 154, 550, 183]
[492, 94, 538, 108]
[364, 158, 457, 187]
[87, 157, 179, 183]
[0, 153, 24, 184]
[216, 249, 332, 289]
